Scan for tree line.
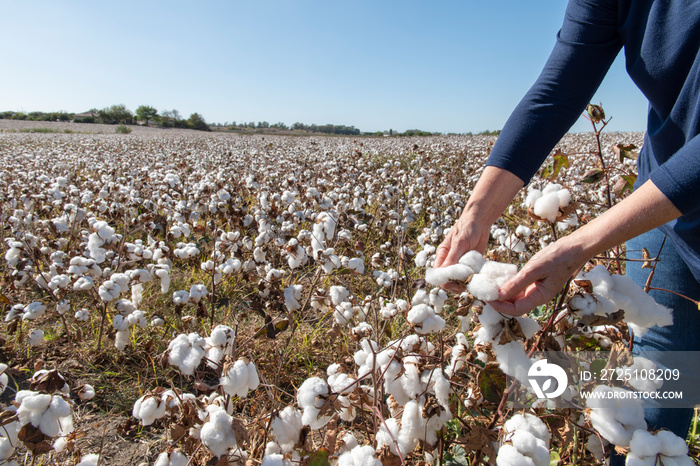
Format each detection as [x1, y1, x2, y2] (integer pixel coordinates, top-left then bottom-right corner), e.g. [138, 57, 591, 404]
[1, 105, 211, 131]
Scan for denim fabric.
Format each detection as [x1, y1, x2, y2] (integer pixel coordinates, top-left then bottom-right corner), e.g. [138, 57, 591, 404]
[609, 228, 700, 465]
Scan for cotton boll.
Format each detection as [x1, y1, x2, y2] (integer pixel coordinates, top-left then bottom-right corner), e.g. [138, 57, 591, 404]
[28, 329, 44, 346]
[337, 444, 381, 466]
[220, 359, 260, 398]
[492, 341, 532, 386]
[586, 386, 646, 446]
[154, 450, 189, 466]
[297, 377, 332, 429]
[376, 418, 402, 456]
[271, 406, 303, 453]
[200, 404, 238, 458]
[76, 454, 101, 466]
[132, 394, 167, 426]
[330, 286, 350, 306]
[167, 333, 206, 376]
[468, 274, 501, 302]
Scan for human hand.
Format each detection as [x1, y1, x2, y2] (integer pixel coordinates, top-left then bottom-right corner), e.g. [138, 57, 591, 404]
[433, 219, 490, 293]
[489, 236, 588, 316]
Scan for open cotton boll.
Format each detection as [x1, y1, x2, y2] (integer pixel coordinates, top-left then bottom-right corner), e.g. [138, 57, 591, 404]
[468, 261, 518, 301]
[220, 359, 260, 398]
[375, 418, 402, 456]
[577, 265, 673, 336]
[75, 454, 101, 466]
[458, 250, 487, 273]
[406, 304, 445, 334]
[627, 429, 693, 466]
[28, 329, 44, 346]
[586, 386, 646, 446]
[271, 406, 303, 453]
[337, 444, 381, 466]
[0, 364, 8, 395]
[330, 286, 350, 306]
[132, 394, 167, 426]
[425, 264, 474, 287]
[167, 333, 206, 376]
[154, 450, 189, 466]
[621, 357, 664, 393]
[200, 404, 238, 458]
[496, 444, 537, 466]
[297, 377, 333, 429]
[492, 341, 533, 386]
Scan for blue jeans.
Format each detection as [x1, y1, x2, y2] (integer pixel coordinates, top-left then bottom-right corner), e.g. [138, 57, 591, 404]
[609, 228, 700, 465]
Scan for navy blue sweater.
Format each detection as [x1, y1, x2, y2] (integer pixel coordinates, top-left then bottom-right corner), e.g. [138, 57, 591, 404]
[485, 0, 700, 280]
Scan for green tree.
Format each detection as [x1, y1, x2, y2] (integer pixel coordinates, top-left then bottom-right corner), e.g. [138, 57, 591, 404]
[187, 112, 210, 131]
[135, 105, 158, 126]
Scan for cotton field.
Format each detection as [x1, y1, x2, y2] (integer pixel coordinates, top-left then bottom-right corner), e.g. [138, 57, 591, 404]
[1, 125, 691, 466]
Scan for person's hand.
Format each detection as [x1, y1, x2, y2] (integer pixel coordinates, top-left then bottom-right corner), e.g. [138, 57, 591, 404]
[433, 218, 490, 293]
[489, 235, 587, 316]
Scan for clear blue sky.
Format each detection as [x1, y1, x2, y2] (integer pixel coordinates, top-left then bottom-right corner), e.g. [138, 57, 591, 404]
[1, 1, 647, 133]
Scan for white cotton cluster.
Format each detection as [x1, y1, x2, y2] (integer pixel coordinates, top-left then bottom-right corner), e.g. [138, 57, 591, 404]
[586, 385, 646, 446]
[284, 284, 303, 312]
[154, 450, 189, 466]
[620, 357, 664, 393]
[415, 244, 436, 268]
[132, 392, 168, 426]
[376, 397, 452, 456]
[0, 364, 7, 395]
[467, 260, 518, 302]
[167, 333, 206, 375]
[21, 302, 46, 320]
[16, 390, 74, 438]
[220, 359, 260, 398]
[200, 404, 239, 458]
[75, 454, 101, 466]
[204, 325, 235, 368]
[523, 183, 572, 223]
[0, 409, 18, 464]
[496, 413, 551, 466]
[626, 429, 693, 466]
[173, 242, 200, 260]
[337, 445, 381, 466]
[327, 364, 357, 422]
[311, 211, 337, 259]
[471, 304, 541, 385]
[28, 329, 44, 346]
[77, 384, 96, 401]
[270, 406, 303, 453]
[446, 333, 470, 377]
[406, 303, 445, 334]
[379, 298, 409, 320]
[425, 263, 474, 287]
[297, 377, 332, 429]
[571, 265, 673, 336]
[113, 304, 147, 351]
[86, 220, 116, 263]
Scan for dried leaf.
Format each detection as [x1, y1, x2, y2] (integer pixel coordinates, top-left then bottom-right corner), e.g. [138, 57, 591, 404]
[613, 143, 638, 163]
[462, 426, 497, 459]
[30, 369, 66, 394]
[498, 318, 527, 345]
[18, 423, 53, 455]
[578, 309, 625, 327]
[641, 247, 653, 269]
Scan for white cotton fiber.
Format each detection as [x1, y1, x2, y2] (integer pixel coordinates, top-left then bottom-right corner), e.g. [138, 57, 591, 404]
[425, 264, 474, 286]
[468, 261, 518, 302]
[458, 250, 486, 273]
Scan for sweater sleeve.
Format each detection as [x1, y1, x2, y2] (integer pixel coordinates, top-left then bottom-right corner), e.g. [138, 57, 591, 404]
[650, 133, 700, 215]
[485, 0, 623, 184]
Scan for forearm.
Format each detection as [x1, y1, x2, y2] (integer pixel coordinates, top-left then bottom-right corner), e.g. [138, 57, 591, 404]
[494, 179, 683, 315]
[559, 179, 682, 263]
[460, 166, 524, 227]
